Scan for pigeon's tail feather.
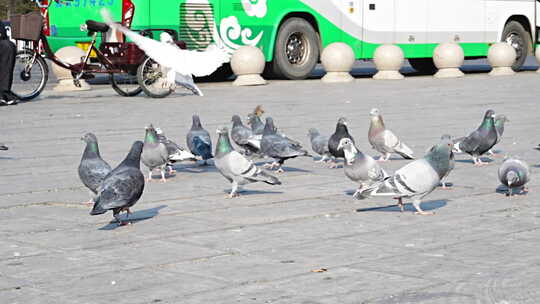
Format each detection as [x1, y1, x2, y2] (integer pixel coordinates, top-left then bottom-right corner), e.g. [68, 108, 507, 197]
[395, 143, 414, 159]
[194, 138, 213, 160]
[395, 150, 414, 160]
[89, 200, 107, 215]
[360, 177, 402, 198]
[0, 144, 8, 151]
[169, 149, 196, 162]
[301, 149, 313, 158]
[259, 170, 282, 185]
[534, 145, 540, 152]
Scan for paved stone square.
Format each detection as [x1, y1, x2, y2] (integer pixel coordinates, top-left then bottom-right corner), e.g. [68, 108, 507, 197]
[1, 63, 540, 303]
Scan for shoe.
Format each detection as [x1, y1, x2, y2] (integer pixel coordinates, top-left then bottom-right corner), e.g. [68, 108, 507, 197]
[2, 91, 19, 105]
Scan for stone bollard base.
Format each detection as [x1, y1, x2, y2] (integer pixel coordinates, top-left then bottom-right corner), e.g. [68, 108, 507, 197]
[53, 79, 91, 92]
[489, 67, 515, 76]
[434, 68, 464, 79]
[373, 70, 404, 80]
[322, 72, 354, 83]
[233, 74, 267, 86]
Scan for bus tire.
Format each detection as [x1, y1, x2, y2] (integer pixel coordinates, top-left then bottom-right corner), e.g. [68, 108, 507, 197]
[271, 17, 320, 80]
[408, 58, 437, 75]
[501, 20, 530, 71]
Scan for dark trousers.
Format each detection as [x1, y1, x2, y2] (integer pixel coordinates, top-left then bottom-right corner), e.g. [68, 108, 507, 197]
[0, 40, 16, 93]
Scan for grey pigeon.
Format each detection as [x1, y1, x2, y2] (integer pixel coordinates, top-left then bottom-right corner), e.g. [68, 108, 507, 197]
[90, 141, 145, 225]
[155, 127, 196, 173]
[498, 157, 530, 196]
[260, 117, 311, 173]
[368, 108, 414, 161]
[141, 124, 170, 182]
[0, 143, 7, 150]
[438, 134, 455, 189]
[308, 128, 332, 163]
[360, 136, 454, 215]
[214, 127, 281, 197]
[247, 105, 265, 135]
[78, 133, 112, 204]
[328, 117, 355, 168]
[454, 110, 498, 166]
[186, 114, 213, 165]
[337, 138, 387, 199]
[231, 115, 262, 155]
[247, 113, 265, 135]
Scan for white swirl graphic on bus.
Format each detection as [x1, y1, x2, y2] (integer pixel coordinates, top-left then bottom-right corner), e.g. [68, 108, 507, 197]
[241, 0, 267, 18]
[219, 16, 263, 51]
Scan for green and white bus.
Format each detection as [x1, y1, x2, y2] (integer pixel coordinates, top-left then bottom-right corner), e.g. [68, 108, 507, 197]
[48, 0, 539, 79]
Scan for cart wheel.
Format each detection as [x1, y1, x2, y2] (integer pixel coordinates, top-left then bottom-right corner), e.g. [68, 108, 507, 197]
[110, 72, 143, 97]
[137, 57, 173, 99]
[12, 50, 48, 101]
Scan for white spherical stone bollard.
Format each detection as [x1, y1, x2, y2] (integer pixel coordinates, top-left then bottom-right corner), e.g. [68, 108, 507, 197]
[487, 43, 516, 76]
[535, 47, 540, 73]
[231, 46, 267, 86]
[321, 42, 355, 83]
[373, 44, 405, 80]
[433, 43, 465, 78]
[51, 46, 91, 91]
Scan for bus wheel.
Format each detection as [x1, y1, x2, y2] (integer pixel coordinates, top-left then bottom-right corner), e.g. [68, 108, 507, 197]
[271, 17, 319, 80]
[502, 21, 530, 71]
[408, 58, 437, 75]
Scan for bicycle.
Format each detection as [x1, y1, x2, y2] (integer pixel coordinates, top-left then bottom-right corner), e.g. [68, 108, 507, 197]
[10, 0, 146, 100]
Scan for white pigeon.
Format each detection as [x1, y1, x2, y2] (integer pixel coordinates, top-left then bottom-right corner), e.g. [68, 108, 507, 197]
[100, 8, 230, 96]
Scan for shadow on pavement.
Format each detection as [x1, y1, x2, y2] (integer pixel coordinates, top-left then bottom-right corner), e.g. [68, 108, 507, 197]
[455, 157, 494, 164]
[222, 189, 284, 196]
[356, 199, 447, 213]
[99, 205, 167, 230]
[495, 185, 528, 196]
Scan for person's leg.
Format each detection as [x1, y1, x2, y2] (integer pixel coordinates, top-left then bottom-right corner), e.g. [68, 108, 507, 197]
[6, 41, 16, 90]
[0, 40, 13, 93]
[0, 40, 19, 105]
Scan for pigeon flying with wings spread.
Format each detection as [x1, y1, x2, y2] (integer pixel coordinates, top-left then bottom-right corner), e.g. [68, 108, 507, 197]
[101, 9, 230, 96]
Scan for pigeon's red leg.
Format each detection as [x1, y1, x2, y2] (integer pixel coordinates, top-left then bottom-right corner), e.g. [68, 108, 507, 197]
[396, 197, 404, 212]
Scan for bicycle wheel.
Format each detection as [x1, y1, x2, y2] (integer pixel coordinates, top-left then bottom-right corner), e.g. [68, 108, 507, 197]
[12, 50, 48, 101]
[137, 57, 173, 98]
[110, 71, 143, 97]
